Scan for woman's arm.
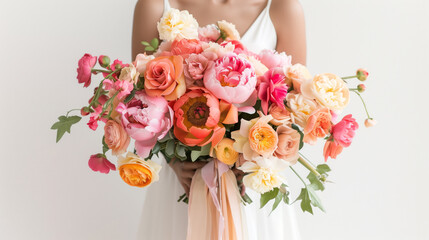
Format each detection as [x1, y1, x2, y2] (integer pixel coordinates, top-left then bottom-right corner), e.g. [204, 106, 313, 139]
[132, 0, 164, 59]
[271, 0, 307, 65]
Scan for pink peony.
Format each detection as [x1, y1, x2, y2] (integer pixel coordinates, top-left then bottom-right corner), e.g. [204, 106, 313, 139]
[88, 154, 116, 174]
[332, 114, 359, 147]
[77, 53, 97, 87]
[203, 53, 257, 104]
[257, 67, 289, 114]
[258, 49, 292, 70]
[198, 24, 221, 42]
[116, 91, 173, 158]
[323, 140, 343, 162]
[171, 38, 203, 58]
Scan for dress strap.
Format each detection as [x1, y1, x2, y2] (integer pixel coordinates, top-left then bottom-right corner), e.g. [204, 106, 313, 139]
[163, 0, 171, 13]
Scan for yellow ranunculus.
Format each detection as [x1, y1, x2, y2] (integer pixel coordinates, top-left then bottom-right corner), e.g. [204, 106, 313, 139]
[118, 152, 161, 188]
[214, 138, 239, 165]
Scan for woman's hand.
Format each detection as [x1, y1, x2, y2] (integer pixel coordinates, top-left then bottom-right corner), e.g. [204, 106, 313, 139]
[169, 159, 207, 196]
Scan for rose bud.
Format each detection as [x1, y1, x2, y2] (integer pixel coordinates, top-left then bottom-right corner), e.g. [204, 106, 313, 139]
[98, 55, 111, 68]
[357, 84, 366, 93]
[357, 68, 369, 81]
[364, 118, 377, 128]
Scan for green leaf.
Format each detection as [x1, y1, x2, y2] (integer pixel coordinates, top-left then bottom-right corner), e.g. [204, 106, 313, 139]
[152, 141, 161, 155]
[124, 88, 137, 103]
[307, 185, 325, 212]
[200, 143, 211, 156]
[260, 188, 279, 209]
[51, 115, 82, 142]
[242, 193, 253, 205]
[307, 172, 325, 191]
[316, 164, 331, 174]
[150, 38, 159, 48]
[159, 131, 173, 143]
[283, 192, 290, 205]
[102, 136, 109, 154]
[141, 41, 150, 46]
[144, 46, 155, 52]
[165, 140, 175, 158]
[291, 124, 304, 150]
[191, 150, 201, 162]
[175, 144, 187, 160]
[295, 188, 313, 214]
[271, 193, 283, 213]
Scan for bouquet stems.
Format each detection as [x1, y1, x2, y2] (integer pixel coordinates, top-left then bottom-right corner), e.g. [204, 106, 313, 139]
[298, 157, 325, 181]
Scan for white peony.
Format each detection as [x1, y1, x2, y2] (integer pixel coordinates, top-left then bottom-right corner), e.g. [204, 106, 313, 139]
[239, 155, 289, 194]
[157, 9, 199, 41]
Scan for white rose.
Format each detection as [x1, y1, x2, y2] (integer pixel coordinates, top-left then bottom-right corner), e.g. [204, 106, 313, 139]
[157, 9, 199, 41]
[286, 91, 319, 128]
[119, 65, 139, 84]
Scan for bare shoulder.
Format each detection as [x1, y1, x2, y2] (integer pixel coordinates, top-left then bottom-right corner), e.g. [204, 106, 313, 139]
[270, 0, 307, 64]
[132, 0, 165, 59]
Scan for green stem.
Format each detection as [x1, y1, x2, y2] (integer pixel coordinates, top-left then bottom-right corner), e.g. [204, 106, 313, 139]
[298, 157, 321, 179]
[342, 75, 356, 80]
[352, 90, 372, 119]
[91, 69, 112, 74]
[102, 92, 119, 114]
[88, 69, 121, 108]
[348, 88, 358, 91]
[66, 109, 80, 117]
[290, 166, 307, 187]
[299, 153, 316, 168]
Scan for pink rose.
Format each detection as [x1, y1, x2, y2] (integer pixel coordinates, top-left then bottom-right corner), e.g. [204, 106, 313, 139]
[88, 154, 116, 174]
[258, 67, 289, 114]
[332, 114, 359, 147]
[116, 91, 173, 158]
[274, 125, 301, 164]
[77, 53, 97, 87]
[104, 120, 130, 156]
[323, 140, 343, 162]
[303, 108, 332, 145]
[198, 24, 221, 42]
[184, 53, 211, 87]
[258, 49, 292, 70]
[204, 53, 257, 104]
[171, 38, 203, 59]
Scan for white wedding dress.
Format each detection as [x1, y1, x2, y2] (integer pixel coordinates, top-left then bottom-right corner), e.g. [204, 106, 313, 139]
[137, 0, 301, 239]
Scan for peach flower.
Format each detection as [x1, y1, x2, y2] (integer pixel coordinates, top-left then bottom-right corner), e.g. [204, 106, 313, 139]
[323, 140, 343, 162]
[303, 108, 332, 145]
[118, 152, 161, 188]
[268, 104, 292, 126]
[198, 24, 221, 42]
[103, 120, 130, 156]
[286, 91, 319, 128]
[171, 38, 203, 58]
[248, 115, 278, 158]
[274, 125, 300, 164]
[118, 65, 139, 84]
[144, 55, 186, 101]
[365, 118, 377, 127]
[217, 20, 240, 40]
[157, 9, 199, 41]
[214, 138, 239, 165]
[134, 53, 155, 75]
[301, 73, 350, 111]
[286, 63, 312, 92]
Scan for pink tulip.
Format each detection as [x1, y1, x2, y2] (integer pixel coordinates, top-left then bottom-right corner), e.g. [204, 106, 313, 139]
[116, 91, 173, 158]
[77, 53, 97, 87]
[88, 154, 116, 174]
[332, 114, 359, 148]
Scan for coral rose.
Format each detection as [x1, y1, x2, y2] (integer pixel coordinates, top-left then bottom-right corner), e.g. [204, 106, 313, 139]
[157, 8, 199, 41]
[144, 55, 186, 101]
[204, 53, 257, 104]
[171, 38, 203, 58]
[323, 140, 343, 162]
[303, 108, 332, 145]
[88, 154, 116, 174]
[301, 73, 350, 111]
[116, 91, 173, 158]
[214, 138, 239, 165]
[332, 114, 359, 147]
[104, 120, 130, 156]
[118, 152, 161, 188]
[248, 115, 278, 158]
[77, 53, 97, 87]
[274, 125, 301, 164]
[173, 87, 238, 147]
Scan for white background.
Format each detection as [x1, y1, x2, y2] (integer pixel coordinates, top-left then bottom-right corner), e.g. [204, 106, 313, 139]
[1, 0, 428, 239]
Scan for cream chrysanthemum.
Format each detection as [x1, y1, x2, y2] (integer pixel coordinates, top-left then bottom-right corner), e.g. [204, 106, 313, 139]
[157, 9, 199, 41]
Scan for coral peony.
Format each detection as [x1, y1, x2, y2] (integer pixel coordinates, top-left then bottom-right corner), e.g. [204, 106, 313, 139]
[173, 87, 238, 147]
[144, 55, 186, 101]
[77, 53, 97, 87]
[88, 154, 116, 174]
[171, 38, 203, 58]
[204, 53, 257, 104]
[332, 114, 359, 147]
[118, 152, 161, 187]
[116, 91, 173, 158]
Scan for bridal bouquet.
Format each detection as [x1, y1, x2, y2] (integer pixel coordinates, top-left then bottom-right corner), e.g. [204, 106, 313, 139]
[52, 8, 375, 219]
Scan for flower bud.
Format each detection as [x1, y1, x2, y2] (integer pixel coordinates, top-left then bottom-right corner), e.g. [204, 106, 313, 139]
[357, 84, 366, 93]
[81, 107, 91, 116]
[364, 118, 377, 127]
[356, 68, 369, 81]
[98, 55, 111, 68]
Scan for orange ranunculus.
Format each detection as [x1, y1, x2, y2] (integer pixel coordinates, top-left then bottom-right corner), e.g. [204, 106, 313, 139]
[144, 55, 186, 101]
[303, 108, 332, 145]
[248, 115, 278, 157]
[104, 120, 130, 156]
[214, 138, 239, 165]
[173, 87, 238, 147]
[118, 152, 161, 188]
